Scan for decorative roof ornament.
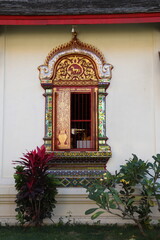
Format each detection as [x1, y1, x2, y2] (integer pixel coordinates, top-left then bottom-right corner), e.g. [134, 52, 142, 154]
[71, 24, 77, 36]
[38, 29, 113, 84]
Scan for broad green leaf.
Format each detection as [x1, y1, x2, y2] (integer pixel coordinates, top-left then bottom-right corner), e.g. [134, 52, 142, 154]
[85, 208, 99, 215]
[109, 203, 116, 209]
[91, 211, 105, 220]
[109, 200, 117, 209]
[113, 194, 122, 203]
[103, 192, 109, 202]
[101, 195, 107, 208]
[157, 154, 160, 159]
[127, 198, 135, 205]
[109, 187, 118, 195]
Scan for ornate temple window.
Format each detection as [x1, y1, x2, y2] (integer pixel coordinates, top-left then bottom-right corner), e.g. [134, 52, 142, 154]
[38, 32, 113, 187]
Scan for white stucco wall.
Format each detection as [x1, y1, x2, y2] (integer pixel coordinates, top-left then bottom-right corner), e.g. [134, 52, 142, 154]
[0, 24, 160, 223]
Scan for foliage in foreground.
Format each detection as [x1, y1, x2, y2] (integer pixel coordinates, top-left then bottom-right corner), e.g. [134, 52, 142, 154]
[85, 154, 160, 236]
[13, 145, 58, 225]
[0, 225, 160, 240]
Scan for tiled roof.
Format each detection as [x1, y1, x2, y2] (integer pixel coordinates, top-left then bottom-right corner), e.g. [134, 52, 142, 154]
[0, 0, 160, 15]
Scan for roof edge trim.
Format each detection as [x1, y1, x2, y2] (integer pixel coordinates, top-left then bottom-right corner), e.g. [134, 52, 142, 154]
[0, 13, 160, 25]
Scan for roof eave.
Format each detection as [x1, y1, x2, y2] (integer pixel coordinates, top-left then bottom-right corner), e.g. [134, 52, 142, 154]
[0, 12, 160, 25]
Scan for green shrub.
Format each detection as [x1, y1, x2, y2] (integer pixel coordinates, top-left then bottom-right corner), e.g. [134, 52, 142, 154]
[85, 154, 160, 236]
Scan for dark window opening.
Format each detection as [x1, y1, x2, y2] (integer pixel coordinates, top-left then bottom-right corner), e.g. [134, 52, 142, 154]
[71, 93, 91, 149]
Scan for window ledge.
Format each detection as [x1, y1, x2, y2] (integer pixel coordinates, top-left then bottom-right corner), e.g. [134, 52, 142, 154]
[48, 150, 111, 159]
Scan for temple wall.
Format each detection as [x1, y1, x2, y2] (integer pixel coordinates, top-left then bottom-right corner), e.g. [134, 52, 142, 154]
[0, 24, 160, 224]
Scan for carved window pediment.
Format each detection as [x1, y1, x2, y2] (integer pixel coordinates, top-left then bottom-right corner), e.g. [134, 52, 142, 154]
[38, 33, 113, 86]
[53, 54, 98, 86]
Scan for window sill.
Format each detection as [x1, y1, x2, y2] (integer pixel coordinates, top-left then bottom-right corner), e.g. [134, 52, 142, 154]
[48, 150, 111, 159]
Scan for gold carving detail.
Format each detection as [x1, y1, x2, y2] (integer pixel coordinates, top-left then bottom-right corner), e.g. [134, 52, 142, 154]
[56, 90, 70, 149]
[57, 130, 68, 149]
[53, 55, 98, 85]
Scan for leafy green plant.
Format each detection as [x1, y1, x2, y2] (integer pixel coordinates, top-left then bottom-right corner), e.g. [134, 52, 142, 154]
[149, 154, 160, 211]
[143, 154, 160, 212]
[85, 155, 152, 236]
[13, 145, 58, 226]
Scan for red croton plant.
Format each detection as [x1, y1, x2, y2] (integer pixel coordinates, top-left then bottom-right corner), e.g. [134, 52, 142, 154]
[13, 145, 58, 225]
